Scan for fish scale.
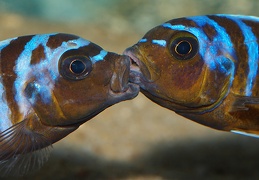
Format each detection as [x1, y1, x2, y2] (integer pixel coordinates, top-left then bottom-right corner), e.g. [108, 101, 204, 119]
[125, 14, 259, 138]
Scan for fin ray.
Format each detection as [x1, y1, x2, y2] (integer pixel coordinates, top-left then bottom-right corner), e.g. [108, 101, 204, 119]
[0, 120, 52, 176]
[230, 95, 259, 112]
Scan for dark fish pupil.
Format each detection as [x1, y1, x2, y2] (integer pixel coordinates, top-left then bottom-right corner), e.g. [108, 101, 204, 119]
[176, 41, 191, 55]
[70, 60, 85, 74]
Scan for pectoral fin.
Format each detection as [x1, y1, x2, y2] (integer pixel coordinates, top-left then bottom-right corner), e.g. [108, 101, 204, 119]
[0, 117, 51, 176]
[0, 113, 78, 176]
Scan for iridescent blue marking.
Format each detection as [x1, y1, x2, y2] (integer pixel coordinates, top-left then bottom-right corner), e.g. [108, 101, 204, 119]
[33, 83, 52, 104]
[223, 15, 258, 96]
[91, 50, 107, 63]
[188, 16, 236, 70]
[14, 34, 53, 113]
[139, 38, 147, 43]
[162, 23, 186, 30]
[231, 130, 259, 138]
[0, 77, 12, 131]
[68, 37, 91, 47]
[0, 38, 16, 130]
[152, 40, 166, 47]
[221, 14, 259, 23]
[0, 37, 17, 51]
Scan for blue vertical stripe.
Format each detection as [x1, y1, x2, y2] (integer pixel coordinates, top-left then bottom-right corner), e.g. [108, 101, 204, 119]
[224, 15, 258, 96]
[14, 34, 52, 114]
[188, 16, 236, 74]
[0, 37, 16, 131]
[0, 77, 12, 131]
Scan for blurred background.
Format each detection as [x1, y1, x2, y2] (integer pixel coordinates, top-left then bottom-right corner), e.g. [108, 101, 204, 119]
[1, 0, 259, 179]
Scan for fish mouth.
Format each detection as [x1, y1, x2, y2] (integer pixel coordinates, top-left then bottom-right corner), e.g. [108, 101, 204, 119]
[124, 49, 143, 84]
[123, 46, 155, 84]
[110, 55, 139, 99]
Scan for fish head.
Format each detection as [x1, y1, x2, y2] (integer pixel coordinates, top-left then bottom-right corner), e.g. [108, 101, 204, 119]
[24, 34, 139, 128]
[124, 17, 235, 113]
[53, 43, 139, 125]
[0, 33, 140, 172]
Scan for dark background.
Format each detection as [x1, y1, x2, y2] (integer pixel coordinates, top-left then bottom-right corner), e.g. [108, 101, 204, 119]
[1, 0, 259, 179]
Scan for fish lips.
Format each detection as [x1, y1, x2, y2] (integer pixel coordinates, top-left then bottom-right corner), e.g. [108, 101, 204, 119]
[123, 46, 159, 85]
[109, 55, 140, 100]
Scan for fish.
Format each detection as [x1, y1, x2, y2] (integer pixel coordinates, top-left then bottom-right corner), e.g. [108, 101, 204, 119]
[124, 14, 259, 138]
[0, 33, 139, 176]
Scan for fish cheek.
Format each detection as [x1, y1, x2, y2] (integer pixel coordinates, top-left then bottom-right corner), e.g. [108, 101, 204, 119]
[167, 57, 231, 108]
[24, 80, 68, 127]
[91, 60, 113, 86]
[170, 58, 205, 103]
[52, 60, 113, 124]
[147, 54, 206, 106]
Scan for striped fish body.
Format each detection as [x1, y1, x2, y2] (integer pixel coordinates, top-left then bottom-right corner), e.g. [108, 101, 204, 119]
[124, 14, 259, 137]
[0, 33, 139, 175]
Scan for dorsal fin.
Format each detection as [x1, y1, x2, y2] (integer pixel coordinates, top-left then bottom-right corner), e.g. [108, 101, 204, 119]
[0, 119, 52, 176]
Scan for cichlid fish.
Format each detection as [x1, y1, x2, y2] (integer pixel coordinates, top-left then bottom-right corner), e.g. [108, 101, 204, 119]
[0, 33, 139, 175]
[124, 14, 259, 138]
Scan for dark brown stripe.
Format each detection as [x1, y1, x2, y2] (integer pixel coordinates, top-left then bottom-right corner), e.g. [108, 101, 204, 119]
[30, 44, 45, 65]
[1, 35, 33, 124]
[167, 17, 198, 27]
[78, 42, 102, 57]
[208, 15, 248, 95]
[46, 33, 79, 49]
[202, 23, 217, 41]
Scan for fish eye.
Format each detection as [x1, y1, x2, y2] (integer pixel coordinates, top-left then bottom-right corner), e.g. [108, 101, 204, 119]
[175, 40, 192, 55]
[169, 32, 198, 60]
[70, 59, 88, 74]
[59, 50, 92, 80]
